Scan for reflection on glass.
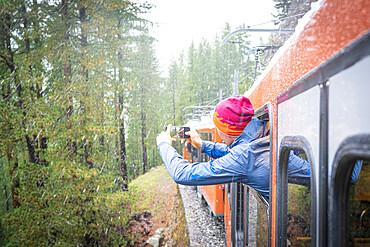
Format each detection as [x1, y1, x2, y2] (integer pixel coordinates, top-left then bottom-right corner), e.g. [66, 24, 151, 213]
[256, 199, 268, 246]
[348, 160, 370, 246]
[236, 183, 244, 246]
[247, 188, 269, 247]
[287, 150, 311, 246]
[248, 188, 258, 247]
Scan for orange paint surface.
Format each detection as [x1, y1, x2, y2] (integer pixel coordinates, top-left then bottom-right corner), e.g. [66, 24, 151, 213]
[224, 187, 232, 246]
[248, 0, 370, 246]
[201, 185, 224, 215]
[197, 128, 225, 215]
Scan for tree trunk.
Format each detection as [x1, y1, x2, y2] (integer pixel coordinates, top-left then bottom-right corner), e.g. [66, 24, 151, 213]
[80, 5, 92, 167]
[62, 0, 75, 157]
[9, 155, 19, 209]
[117, 18, 128, 188]
[4, 185, 9, 212]
[3, 13, 20, 208]
[118, 95, 128, 190]
[141, 110, 147, 173]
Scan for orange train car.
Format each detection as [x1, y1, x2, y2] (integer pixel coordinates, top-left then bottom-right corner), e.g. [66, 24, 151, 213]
[197, 129, 225, 217]
[246, 0, 370, 246]
[185, 0, 370, 246]
[232, 0, 369, 245]
[183, 126, 225, 217]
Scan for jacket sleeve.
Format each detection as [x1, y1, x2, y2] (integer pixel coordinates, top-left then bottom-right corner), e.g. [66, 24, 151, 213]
[201, 140, 230, 159]
[158, 142, 244, 186]
[287, 150, 311, 178]
[350, 160, 363, 184]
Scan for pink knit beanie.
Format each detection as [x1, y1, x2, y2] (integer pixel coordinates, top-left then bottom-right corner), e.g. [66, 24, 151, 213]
[213, 95, 254, 136]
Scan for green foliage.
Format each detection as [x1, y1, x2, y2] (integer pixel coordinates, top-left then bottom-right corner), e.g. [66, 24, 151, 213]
[273, 0, 292, 22]
[1, 162, 137, 246]
[163, 23, 255, 128]
[0, 0, 267, 244]
[0, 0, 154, 245]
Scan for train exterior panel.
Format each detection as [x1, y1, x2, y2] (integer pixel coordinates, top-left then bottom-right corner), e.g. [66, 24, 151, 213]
[183, 125, 226, 217]
[198, 128, 225, 217]
[245, 0, 370, 246]
[223, 185, 233, 246]
[183, 0, 369, 246]
[200, 184, 224, 216]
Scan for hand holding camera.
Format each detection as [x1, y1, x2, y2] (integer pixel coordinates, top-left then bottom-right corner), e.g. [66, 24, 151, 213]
[157, 124, 202, 149]
[156, 124, 176, 146]
[166, 126, 190, 139]
[183, 127, 202, 149]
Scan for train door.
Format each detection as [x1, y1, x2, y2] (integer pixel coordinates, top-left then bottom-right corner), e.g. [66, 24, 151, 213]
[226, 103, 272, 247]
[327, 33, 370, 247]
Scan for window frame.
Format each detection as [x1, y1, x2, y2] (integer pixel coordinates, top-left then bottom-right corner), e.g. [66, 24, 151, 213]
[277, 135, 317, 247]
[253, 102, 272, 246]
[329, 134, 370, 247]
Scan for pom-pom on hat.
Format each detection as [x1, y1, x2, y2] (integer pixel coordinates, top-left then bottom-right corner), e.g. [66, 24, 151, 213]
[213, 95, 254, 136]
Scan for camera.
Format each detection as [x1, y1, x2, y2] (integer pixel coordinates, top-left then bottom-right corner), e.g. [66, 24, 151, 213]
[166, 126, 190, 139]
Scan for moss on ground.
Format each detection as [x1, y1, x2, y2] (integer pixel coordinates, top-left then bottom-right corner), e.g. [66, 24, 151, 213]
[129, 166, 189, 246]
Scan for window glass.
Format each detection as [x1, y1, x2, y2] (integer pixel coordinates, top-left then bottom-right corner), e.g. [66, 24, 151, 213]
[252, 188, 269, 246]
[348, 160, 370, 246]
[287, 150, 311, 246]
[247, 187, 257, 246]
[236, 183, 245, 245]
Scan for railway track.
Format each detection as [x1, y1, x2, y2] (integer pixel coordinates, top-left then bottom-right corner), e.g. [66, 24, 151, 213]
[179, 184, 226, 246]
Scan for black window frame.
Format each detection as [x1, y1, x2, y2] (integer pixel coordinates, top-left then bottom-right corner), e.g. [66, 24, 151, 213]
[329, 134, 370, 247]
[229, 102, 272, 247]
[277, 136, 317, 247]
[253, 102, 273, 247]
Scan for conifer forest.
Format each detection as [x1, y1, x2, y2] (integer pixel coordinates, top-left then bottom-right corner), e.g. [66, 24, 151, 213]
[0, 0, 285, 245]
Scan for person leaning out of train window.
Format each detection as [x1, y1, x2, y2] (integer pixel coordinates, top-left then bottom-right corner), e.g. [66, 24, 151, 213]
[156, 96, 361, 200]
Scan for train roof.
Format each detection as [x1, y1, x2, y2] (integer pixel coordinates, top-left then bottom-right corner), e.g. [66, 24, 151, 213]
[186, 112, 215, 130]
[244, 0, 325, 97]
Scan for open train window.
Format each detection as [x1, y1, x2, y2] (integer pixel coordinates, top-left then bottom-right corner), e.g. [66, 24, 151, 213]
[277, 136, 315, 247]
[253, 103, 272, 246]
[330, 135, 370, 247]
[231, 182, 246, 247]
[254, 103, 270, 138]
[287, 151, 311, 246]
[348, 160, 369, 246]
[229, 103, 271, 247]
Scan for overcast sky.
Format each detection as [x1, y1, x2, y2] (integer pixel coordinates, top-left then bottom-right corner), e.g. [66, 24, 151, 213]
[141, 0, 276, 76]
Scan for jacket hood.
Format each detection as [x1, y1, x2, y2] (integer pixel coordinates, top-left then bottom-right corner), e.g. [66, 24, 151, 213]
[229, 118, 265, 148]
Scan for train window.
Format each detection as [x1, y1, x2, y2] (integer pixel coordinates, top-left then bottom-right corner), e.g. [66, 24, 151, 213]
[286, 149, 311, 246]
[277, 137, 314, 247]
[199, 133, 205, 162]
[250, 186, 269, 246]
[204, 133, 209, 162]
[227, 183, 232, 209]
[252, 102, 272, 246]
[231, 183, 245, 246]
[287, 150, 311, 246]
[348, 160, 369, 246]
[330, 135, 370, 246]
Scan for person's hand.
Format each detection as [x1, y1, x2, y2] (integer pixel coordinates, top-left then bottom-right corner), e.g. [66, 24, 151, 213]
[183, 127, 202, 149]
[156, 124, 176, 146]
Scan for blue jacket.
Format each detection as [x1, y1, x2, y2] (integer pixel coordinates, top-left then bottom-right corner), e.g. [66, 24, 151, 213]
[158, 118, 311, 199]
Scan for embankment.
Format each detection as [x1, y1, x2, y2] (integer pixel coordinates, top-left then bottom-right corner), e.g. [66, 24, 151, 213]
[129, 166, 189, 246]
